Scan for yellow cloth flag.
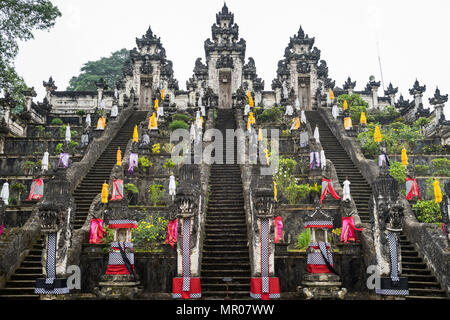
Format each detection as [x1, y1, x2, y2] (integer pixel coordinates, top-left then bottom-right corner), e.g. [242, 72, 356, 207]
[360, 112, 367, 125]
[274, 181, 278, 202]
[161, 90, 165, 100]
[401, 148, 408, 166]
[247, 117, 252, 130]
[434, 179, 442, 203]
[343, 100, 348, 110]
[344, 117, 352, 129]
[248, 91, 254, 107]
[96, 116, 106, 129]
[132, 125, 138, 143]
[249, 112, 255, 125]
[293, 117, 300, 130]
[329, 88, 335, 100]
[116, 148, 122, 166]
[374, 125, 382, 143]
[101, 182, 108, 203]
[258, 128, 263, 141]
[154, 99, 159, 111]
[149, 112, 157, 129]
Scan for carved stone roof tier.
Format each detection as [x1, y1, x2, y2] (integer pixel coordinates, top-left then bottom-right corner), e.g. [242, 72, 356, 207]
[297, 61, 311, 74]
[409, 79, 426, 95]
[193, 58, 208, 77]
[429, 87, 448, 105]
[43, 76, 57, 91]
[136, 26, 162, 50]
[343, 77, 356, 90]
[271, 78, 282, 90]
[395, 94, 411, 109]
[366, 78, 381, 90]
[216, 55, 234, 69]
[253, 77, 265, 91]
[204, 4, 246, 60]
[160, 60, 174, 78]
[384, 82, 398, 96]
[317, 60, 328, 79]
[122, 59, 133, 77]
[288, 26, 315, 49]
[325, 78, 336, 90]
[372, 166, 399, 198]
[243, 57, 257, 80]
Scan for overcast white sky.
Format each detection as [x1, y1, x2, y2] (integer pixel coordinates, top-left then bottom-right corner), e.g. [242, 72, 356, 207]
[14, 0, 450, 117]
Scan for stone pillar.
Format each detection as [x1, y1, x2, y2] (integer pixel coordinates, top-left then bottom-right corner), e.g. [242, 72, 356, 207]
[249, 187, 280, 300]
[429, 88, 448, 126]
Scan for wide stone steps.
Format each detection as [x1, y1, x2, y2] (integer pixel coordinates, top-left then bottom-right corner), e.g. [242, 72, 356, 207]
[305, 111, 372, 222]
[72, 111, 147, 229]
[398, 233, 448, 299]
[0, 236, 44, 300]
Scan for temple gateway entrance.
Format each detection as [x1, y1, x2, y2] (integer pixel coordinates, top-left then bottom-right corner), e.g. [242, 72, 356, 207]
[218, 70, 232, 109]
[298, 77, 311, 110]
[139, 77, 153, 110]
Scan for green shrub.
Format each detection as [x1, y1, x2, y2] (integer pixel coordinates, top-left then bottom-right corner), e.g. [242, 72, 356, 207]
[172, 113, 189, 122]
[76, 110, 86, 116]
[132, 214, 169, 249]
[285, 183, 310, 204]
[55, 143, 63, 153]
[431, 158, 450, 176]
[138, 156, 153, 173]
[414, 164, 430, 176]
[274, 156, 297, 192]
[295, 229, 311, 250]
[390, 162, 407, 185]
[101, 227, 115, 251]
[22, 160, 36, 171]
[50, 118, 63, 125]
[256, 107, 283, 123]
[36, 125, 45, 136]
[148, 184, 165, 206]
[168, 120, 189, 131]
[163, 159, 175, 169]
[124, 183, 139, 194]
[69, 140, 79, 151]
[412, 200, 442, 223]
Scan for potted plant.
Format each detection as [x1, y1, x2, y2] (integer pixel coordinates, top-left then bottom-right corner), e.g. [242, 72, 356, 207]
[148, 184, 165, 207]
[11, 182, 26, 206]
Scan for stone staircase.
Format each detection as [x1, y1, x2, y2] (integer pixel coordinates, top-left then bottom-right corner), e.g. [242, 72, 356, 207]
[0, 235, 44, 299]
[72, 111, 148, 229]
[201, 109, 251, 299]
[400, 233, 448, 300]
[305, 111, 372, 223]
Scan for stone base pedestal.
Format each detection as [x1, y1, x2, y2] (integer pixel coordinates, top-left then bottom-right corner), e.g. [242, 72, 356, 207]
[95, 274, 142, 300]
[300, 273, 347, 300]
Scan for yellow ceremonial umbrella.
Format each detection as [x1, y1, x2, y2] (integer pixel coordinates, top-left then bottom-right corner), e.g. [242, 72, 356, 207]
[116, 147, 122, 166]
[401, 148, 408, 166]
[97, 116, 106, 129]
[161, 89, 165, 100]
[258, 128, 263, 141]
[132, 125, 138, 143]
[101, 181, 108, 203]
[154, 99, 159, 111]
[360, 112, 367, 125]
[329, 88, 335, 100]
[274, 181, 278, 202]
[343, 100, 348, 111]
[293, 117, 300, 130]
[344, 117, 352, 129]
[248, 91, 254, 107]
[374, 125, 382, 143]
[433, 179, 442, 203]
[149, 112, 157, 129]
[249, 112, 255, 125]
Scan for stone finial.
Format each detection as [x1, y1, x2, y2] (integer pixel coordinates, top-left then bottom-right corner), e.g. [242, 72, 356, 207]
[343, 77, 356, 91]
[429, 87, 448, 105]
[409, 79, 426, 95]
[384, 82, 398, 96]
[43, 76, 57, 92]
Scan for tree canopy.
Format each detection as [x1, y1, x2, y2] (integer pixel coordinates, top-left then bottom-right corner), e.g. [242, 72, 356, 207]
[67, 48, 130, 91]
[0, 0, 61, 110]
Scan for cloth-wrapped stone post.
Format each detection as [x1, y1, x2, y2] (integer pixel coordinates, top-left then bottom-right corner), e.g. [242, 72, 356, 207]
[304, 204, 337, 274]
[89, 218, 105, 244]
[128, 152, 139, 174]
[81, 132, 89, 148]
[300, 130, 309, 148]
[149, 112, 158, 130]
[340, 199, 363, 243]
[405, 165, 421, 201]
[105, 220, 138, 275]
[96, 116, 106, 130]
[168, 174, 176, 200]
[111, 104, 118, 118]
[285, 105, 294, 116]
[1, 181, 9, 205]
[320, 178, 341, 204]
[65, 125, 71, 142]
[58, 152, 70, 169]
[332, 104, 339, 120]
[110, 179, 124, 201]
[301, 110, 307, 124]
[86, 114, 91, 127]
[41, 151, 50, 171]
[309, 141, 320, 170]
[26, 177, 44, 201]
[166, 218, 178, 248]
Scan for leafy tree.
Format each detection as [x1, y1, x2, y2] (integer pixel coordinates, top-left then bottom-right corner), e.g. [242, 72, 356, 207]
[67, 48, 130, 91]
[337, 94, 369, 122]
[0, 0, 61, 109]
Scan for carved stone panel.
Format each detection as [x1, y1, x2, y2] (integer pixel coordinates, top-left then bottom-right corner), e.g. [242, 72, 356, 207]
[298, 77, 311, 110]
[218, 71, 232, 109]
[139, 76, 153, 110]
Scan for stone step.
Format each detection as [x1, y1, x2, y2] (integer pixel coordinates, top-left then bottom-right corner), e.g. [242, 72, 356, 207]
[408, 281, 442, 289]
[201, 291, 250, 299]
[0, 295, 40, 300]
[201, 283, 250, 291]
[201, 277, 251, 284]
[5, 280, 36, 288]
[203, 251, 249, 258]
[201, 270, 251, 277]
[405, 295, 448, 300]
[407, 288, 447, 296]
[402, 268, 432, 275]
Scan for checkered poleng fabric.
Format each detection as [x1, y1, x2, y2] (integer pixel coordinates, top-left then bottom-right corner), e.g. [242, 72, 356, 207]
[388, 232, 400, 282]
[34, 232, 69, 295]
[182, 218, 191, 292]
[261, 219, 269, 293]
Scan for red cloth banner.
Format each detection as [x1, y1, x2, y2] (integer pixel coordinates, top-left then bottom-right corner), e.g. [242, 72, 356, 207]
[250, 277, 280, 300]
[172, 277, 201, 299]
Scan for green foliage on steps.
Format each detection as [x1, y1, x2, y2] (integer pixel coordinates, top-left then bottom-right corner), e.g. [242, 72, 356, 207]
[412, 200, 442, 223]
